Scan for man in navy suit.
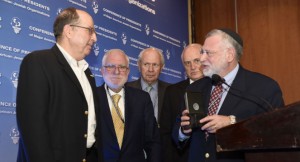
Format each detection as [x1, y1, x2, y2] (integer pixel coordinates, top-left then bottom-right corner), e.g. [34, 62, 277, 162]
[160, 43, 203, 162]
[96, 49, 161, 162]
[173, 29, 284, 162]
[16, 7, 102, 162]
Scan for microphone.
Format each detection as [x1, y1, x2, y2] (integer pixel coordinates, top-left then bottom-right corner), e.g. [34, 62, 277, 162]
[211, 74, 274, 112]
[212, 74, 226, 86]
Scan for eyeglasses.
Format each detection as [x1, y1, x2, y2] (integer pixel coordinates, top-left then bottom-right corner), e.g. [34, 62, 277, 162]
[70, 24, 96, 35]
[183, 58, 201, 67]
[142, 63, 161, 69]
[200, 48, 229, 57]
[103, 65, 128, 72]
[200, 49, 219, 57]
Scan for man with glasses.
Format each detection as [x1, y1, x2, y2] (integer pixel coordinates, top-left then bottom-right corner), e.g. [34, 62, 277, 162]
[160, 43, 203, 162]
[96, 49, 161, 162]
[127, 47, 170, 127]
[173, 29, 284, 162]
[16, 7, 101, 162]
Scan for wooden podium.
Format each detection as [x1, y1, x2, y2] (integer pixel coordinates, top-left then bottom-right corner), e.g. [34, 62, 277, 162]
[216, 101, 300, 162]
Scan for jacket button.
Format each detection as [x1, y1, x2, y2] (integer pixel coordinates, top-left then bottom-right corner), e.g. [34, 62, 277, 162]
[84, 134, 87, 138]
[82, 159, 86, 162]
[205, 153, 209, 158]
[84, 111, 88, 115]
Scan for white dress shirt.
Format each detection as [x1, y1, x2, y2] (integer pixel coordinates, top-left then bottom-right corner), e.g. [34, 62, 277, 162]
[57, 43, 96, 148]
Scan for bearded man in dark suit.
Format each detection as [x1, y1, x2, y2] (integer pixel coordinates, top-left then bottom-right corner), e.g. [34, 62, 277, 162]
[96, 49, 161, 162]
[173, 29, 284, 162]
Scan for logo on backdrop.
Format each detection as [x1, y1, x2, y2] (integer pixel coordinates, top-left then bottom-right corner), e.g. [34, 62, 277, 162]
[165, 49, 170, 60]
[10, 71, 19, 88]
[182, 41, 187, 48]
[93, 43, 100, 56]
[121, 32, 127, 45]
[145, 24, 150, 36]
[10, 17, 21, 34]
[57, 8, 63, 15]
[10, 127, 20, 144]
[92, 0, 99, 14]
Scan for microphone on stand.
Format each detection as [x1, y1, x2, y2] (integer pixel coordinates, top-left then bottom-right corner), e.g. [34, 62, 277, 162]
[211, 74, 274, 112]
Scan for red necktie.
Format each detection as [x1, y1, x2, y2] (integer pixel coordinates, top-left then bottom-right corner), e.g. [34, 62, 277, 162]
[206, 84, 223, 140]
[208, 84, 223, 115]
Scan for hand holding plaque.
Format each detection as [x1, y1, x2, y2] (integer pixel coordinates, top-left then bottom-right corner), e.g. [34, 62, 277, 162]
[184, 90, 206, 128]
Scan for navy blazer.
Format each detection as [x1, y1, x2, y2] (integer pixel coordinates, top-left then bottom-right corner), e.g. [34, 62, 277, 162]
[126, 78, 170, 125]
[96, 85, 161, 162]
[173, 66, 284, 162]
[160, 79, 190, 162]
[16, 45, 103, 162]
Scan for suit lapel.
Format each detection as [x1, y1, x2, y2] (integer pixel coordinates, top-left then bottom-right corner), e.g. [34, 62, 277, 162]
[52, 45, 86, 99]
[121, 86, 131, 149]
[218, 67, 246, 115]
[99, 85, 119, 144]
[157, 80, 163, 123]
[135, 78, 143, 89]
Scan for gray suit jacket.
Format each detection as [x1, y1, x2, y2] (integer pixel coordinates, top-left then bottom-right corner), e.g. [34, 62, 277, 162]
[126, 78, 170, 125]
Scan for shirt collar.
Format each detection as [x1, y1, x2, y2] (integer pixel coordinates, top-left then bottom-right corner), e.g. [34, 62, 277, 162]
[141, 78, 158, 91]
[56, 43, 89, 70]
[105, 84, 124, 96]
[189, 79, 195, 84]
[222, 64, 239, 88]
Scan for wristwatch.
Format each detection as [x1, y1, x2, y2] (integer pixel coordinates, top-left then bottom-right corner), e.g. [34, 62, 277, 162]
[229, 115, 236, 124]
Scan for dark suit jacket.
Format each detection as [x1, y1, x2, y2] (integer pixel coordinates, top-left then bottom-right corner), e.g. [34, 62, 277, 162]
[96, 85, 161, 162]
[126, 78, 170, 125]
[160, 79, 190, 162]
[16, 45, 103, 162]
[172, 66, 284, 162]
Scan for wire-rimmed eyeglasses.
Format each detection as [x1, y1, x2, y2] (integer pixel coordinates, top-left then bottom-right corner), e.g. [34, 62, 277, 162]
[103, 65, 128, 72]
[200, 49, 219, 57]
[70, 24, 96, 35]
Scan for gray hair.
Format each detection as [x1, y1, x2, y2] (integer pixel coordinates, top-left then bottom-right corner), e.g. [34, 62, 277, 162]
[180, 43, 202, 62]
[102, 49, 129, 66]
[206, 29, 243, 61]
[138, 47, 165, 65]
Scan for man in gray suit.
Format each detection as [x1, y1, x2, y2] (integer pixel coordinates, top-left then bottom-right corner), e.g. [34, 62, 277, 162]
[126, 47, 170, 126]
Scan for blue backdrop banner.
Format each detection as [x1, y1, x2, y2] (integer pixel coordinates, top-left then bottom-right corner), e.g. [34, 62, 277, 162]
[0, 0, 188, 161]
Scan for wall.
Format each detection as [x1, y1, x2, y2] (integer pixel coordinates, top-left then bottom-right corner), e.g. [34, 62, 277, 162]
[0, 0, 188, 161]
[192, 0, 300, 105]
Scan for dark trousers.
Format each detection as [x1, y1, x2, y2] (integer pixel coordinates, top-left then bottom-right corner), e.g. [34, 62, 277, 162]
[86, 144, 98, 162]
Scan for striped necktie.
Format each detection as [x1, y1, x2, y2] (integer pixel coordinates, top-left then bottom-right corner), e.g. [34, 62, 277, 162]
[111, 94, 124, 148]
